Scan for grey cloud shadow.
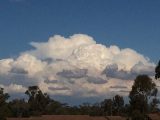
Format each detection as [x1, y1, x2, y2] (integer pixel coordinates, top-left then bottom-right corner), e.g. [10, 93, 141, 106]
[10, 68, 28, 74]
[87, 76, 107, 84]
[102, 63, 155, 80]
[48, 86, 70, 91]
[57, 69, 87, 79]
[110, 86, 128, 89]
[0, 73, 38, 87]
[44, 79, 58, 84]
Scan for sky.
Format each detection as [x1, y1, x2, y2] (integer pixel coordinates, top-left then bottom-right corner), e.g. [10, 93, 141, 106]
[0, 0, 160, 104]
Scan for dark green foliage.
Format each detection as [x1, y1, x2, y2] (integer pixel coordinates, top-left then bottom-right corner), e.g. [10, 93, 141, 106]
[79, 103, 92, 115]
[45, 100, 69, 115]
[9, 99, 30, 117]
[113, 95, 124, 115]
[0, 88, 9, 105]
[149, 98, 160, 113]
[122, 104, 131, 117]
[155, 60, 160, 79]
[101, 95, 125, 116]
[89, 103, 104, 116]
[101, 99, 113, 116]
[0, 104, 12, 120]
[25, 86, 50, 115]
[131, 110, 146, 120]
[130, 75, 156, 100]
[129, 75, 157, 119]
[0, 87, 12, 120]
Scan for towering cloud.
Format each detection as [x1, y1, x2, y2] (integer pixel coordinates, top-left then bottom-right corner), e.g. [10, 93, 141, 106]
[0, 34, 155, 102]
[27, 34, 96, 60]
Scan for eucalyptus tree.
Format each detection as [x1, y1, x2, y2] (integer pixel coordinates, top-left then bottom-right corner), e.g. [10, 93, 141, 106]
[25, 86, 50, 115]
[129, 75, 157, 120]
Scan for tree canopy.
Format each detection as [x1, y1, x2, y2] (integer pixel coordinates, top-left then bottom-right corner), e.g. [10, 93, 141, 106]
[25, 86, 50, 115]
[129, 75, 157, 120]
[0, 87, 12, 120]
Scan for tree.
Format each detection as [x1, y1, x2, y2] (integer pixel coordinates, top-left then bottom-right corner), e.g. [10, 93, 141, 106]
[79, 103, 92, 115]
[25, 86, 50, 115]
[101, 99, 113, 116]
[89, 103, 104, 116]
[149, 98, 160, 113]
[129, 75, 157, 120]
[45, 100, 68, 115]
[9, 99, 30, 117]
[131, 110, 146, 120]
[112, 95, 124, 115]
[0, 88, 9, 105]
[0, 88, 12, 120]
[155, 60, 160, 79]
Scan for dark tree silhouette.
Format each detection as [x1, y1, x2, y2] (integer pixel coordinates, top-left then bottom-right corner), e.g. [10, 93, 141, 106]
[0, 88, 12, 120]
[129, 75, 157, 120]
[155, 60, 160, 79]
[9, 99, 30, 117]
[0, 88, 9, 105]
[25, 86, 50, 115]
[79, 103, 92, 115]
[89, 103, 103, 116]
[149, 98, 160, 113]
[45, 100, 69, 115]
[101, 99, 113, 116]
[113, 95, 124, 115]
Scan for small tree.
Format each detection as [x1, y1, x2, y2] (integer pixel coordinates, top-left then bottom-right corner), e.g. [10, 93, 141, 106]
[79, 103, 92, 115]
[45, 100, 67, 115]
[101, 99, 113, 116]
[9, 99, 30, 117]
[113, 95, 124, 115]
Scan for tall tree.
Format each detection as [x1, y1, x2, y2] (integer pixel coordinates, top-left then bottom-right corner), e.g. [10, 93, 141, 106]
[25, 86, 50, 115]
[129, 75, 157, 120]
[0, 88, 9, 105]
[0, 88, 12, 120]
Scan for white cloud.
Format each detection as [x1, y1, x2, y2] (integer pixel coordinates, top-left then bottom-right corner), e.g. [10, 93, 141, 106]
[27, 34, 95, 60]
[0, 84, 26, 93]
[0, 58, 14, 74]
[11, 54, 47, 77]
[0, 34, 156, 102]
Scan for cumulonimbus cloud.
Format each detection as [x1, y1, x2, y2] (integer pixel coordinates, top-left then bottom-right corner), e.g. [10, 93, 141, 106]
[0, 34, 156, 101]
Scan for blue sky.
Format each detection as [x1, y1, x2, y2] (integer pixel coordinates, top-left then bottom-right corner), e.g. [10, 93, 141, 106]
[0, 0, 160, 104]
[0, 0, 159, 63]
